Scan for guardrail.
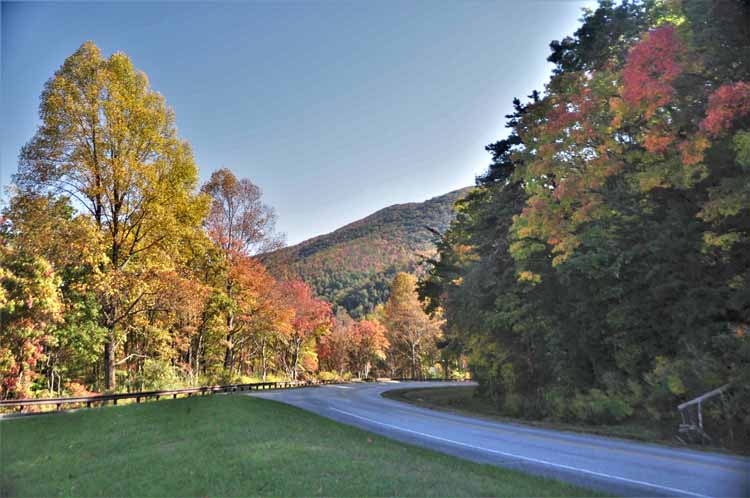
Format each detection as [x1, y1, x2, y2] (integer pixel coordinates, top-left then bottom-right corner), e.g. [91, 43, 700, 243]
[0, 379, 338, 414]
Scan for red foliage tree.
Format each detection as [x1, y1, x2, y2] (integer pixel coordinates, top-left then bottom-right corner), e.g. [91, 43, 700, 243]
[622, 25, 685, 118]
[348, 319, 389, 379]
[278, 280, 332, 379]
[318, 310, 354, 375]
[702, 81, 750, 137]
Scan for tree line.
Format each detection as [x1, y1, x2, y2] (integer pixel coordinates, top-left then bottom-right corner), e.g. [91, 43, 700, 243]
[0, 42, 447, 400]
[420, 0, 749, 448]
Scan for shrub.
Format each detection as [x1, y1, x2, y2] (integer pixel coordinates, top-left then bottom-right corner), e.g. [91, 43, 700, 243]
[450, 370, 471, 381]
[569, 389, 634, 424]
[318, 370, 340, 382]
[138, 359, 183, 391]
[64, 381, 98, 397]
[502, 392, 523, 417]
[643, 355, 711, 421]
[542, 387, 569, 420]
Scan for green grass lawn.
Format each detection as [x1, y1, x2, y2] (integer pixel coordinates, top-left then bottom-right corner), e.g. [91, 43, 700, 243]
[0, 393, 602, 497]
[383, 386, 675, 445]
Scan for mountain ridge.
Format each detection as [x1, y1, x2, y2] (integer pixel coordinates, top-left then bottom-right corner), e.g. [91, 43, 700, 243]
[264, 187, 472, 317]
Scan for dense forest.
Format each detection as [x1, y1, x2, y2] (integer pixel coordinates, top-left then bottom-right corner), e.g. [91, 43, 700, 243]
[0, 42, 447, 401]
[420, 0, 750, 448]
[264, 188, 469, 318]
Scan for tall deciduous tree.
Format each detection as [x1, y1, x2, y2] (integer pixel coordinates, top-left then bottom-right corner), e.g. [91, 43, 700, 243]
[318, 309, 355, 375]
[384, 273, 442, 379]
[15, 41, 207, 389]
[201, 168, 283, 369]
[278, 280, 332, 380]
[201, 168, 283, 257]
[347, 319, 388, 379]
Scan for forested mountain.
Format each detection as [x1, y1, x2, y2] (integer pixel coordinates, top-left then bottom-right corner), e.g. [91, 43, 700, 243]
[264, 188, 471, 318]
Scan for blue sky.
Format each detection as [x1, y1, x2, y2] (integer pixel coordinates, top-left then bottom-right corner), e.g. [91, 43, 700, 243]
[1, 0, 595, 245]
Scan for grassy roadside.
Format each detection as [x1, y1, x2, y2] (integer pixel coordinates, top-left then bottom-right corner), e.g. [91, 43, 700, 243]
[0, 394, 604, 497]
[382, 385, 679, 446]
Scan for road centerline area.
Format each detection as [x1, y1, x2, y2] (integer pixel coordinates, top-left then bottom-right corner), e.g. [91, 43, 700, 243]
[249, 381, 750, 497]
[329, 407, 708, 498]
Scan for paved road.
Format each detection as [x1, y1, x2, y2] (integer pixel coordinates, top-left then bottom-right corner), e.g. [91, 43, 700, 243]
[249, 381, 749, 497]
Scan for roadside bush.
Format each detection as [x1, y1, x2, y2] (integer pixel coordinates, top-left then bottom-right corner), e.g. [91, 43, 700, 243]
[542, 387, 569, 420]
[64, 381, 98, 397]
[263, 373, 286, 383]
[138, 359, 183, 391]
[643, 356, 688, 420]
[502, 392, 523, 417]
[449, 370, 471, 381]
[570, 389, 634, 424]
[318, 370, 340, 382]
[200, 372, 288, 386]
[517, 390, 547, 419]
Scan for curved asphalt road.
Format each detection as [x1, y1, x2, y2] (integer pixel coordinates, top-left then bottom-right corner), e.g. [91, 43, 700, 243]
[249, 381, 749, 497]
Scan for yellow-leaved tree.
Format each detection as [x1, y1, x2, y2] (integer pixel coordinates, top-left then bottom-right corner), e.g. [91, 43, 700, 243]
[15, 41, 208, 390]
[383, 273, 443, 379]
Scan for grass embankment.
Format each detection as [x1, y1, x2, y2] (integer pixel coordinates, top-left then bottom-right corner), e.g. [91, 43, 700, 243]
[383, 385, 673, 444]
[0, 394, 602, 497]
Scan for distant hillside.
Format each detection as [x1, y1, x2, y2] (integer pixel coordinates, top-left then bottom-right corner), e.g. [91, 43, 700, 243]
[264, 187, 472, 318]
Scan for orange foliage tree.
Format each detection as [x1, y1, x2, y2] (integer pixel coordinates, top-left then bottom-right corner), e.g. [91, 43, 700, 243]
[347, 320, 389, 379]
[277, 280, 332, 380]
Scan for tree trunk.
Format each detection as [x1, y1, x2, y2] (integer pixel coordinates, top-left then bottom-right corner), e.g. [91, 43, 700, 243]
[104, 334, 116, 390]
[223, 313, 234, 371]
[194, 328, 204, 378]
[223, 335, 233, 371]
[224, 280, 235, 372]
[411, 343, 418, 380]
[261, 338, 267, 381]
[291, 340, 301, 380]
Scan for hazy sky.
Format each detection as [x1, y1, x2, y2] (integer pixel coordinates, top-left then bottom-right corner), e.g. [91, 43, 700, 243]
[1, 0, 595, 245]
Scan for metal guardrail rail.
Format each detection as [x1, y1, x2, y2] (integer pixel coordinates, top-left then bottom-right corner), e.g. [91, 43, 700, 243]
[0, 378, 470, 414]
[0, 379, 338, 413]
